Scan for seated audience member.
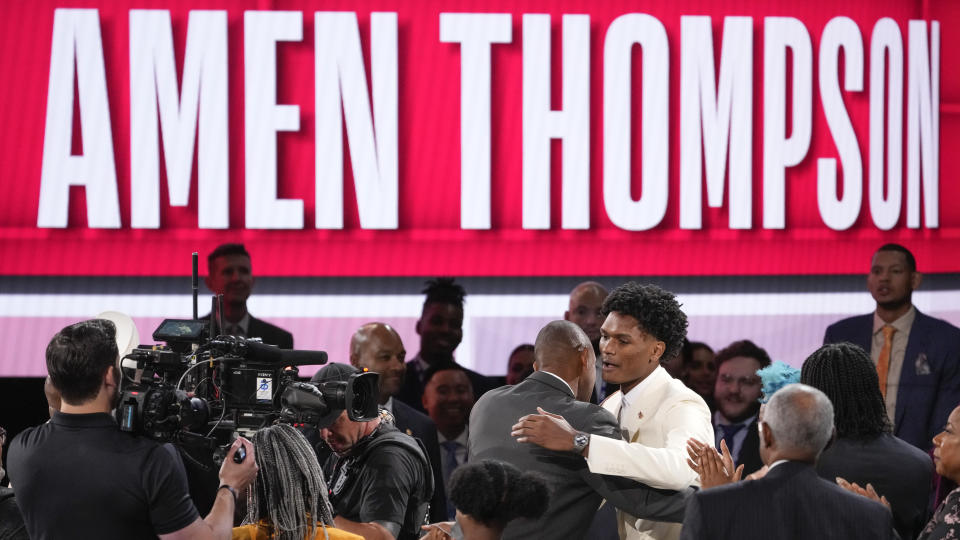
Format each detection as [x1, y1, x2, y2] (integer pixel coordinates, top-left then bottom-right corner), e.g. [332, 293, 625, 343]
[842, 401, 960, 540]
[712, 340, 771, 476]
[680, 342, 716, 410]
[205, 243, 293, 348]
[505, 344, 535, 386]
[804, 343, 934, 540]
[422, 363, 476, 519]
[421, 460, 549, 540]
[681, 384, 895, 540]
[0, 426, 28, 540]
[314, 363, 434, 540]
[234, 423, 361, 540]
[347, 322, 448, 523]
[7, 319, 258, 539]
[397, 279, 491, 413]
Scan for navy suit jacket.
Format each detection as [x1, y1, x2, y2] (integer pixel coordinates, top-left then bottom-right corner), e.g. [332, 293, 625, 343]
[469, 371, 691, 540]
[817, 434, 933, 540]
[247, 316, 294, 349]
[201, 313, 294, 349]
[681, 461, 895, 540]
[390, 398, 448, 523]
[824, 309, 960, 450]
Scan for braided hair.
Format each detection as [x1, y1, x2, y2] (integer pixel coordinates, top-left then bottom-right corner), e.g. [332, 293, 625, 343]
[448, 459, 549, 528]
[800, 342, 892, 440]
[245, 424, 336, 540]
[422, 278, 467, 310]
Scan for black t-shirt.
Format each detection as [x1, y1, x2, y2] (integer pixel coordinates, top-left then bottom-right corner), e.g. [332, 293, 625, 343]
[7, 412, 199, 539]
[325, 424, 431, 540]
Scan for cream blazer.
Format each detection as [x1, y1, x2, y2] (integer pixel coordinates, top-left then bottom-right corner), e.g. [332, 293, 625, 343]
[586, 366, 713, 540]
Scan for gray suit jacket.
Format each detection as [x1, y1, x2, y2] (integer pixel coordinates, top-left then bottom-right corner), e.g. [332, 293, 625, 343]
[468, 371, 691, 540]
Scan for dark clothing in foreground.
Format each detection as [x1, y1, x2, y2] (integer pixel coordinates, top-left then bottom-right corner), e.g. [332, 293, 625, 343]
[323, 423, 433, 540]
[681, 460, 894, 540]
[469, 370, 690, 540]
[0, 487, 28, 540]
[817, 433, 933, 540]
[6, 412, 198, 540]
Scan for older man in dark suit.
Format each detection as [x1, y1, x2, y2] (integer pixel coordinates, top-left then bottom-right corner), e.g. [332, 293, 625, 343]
[470, 320, 690, 540]
[681, 384, 895, 540]
[824, 243, 960, 451]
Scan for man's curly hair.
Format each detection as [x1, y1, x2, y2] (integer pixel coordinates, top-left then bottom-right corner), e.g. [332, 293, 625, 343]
[601, 282, 688, 361]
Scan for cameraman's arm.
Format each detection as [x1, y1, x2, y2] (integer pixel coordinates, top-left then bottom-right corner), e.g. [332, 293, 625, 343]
[332, 517, 397, 540]
[160, 438, 258, 540]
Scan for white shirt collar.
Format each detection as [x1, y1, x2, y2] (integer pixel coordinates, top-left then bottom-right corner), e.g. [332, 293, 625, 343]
[383, 396, 395, 415]
[539, 370, 576, 397]
[621, 365, 663, 409]
[438, 426, 469, 446]
[767, 459, 789, 471]
[872, 305, 916, 334]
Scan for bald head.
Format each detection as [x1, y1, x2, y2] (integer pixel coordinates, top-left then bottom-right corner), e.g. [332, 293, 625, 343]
[534, 321, 596, 400]
[349, 323, 406, 403]
[565, 281, 608, 347]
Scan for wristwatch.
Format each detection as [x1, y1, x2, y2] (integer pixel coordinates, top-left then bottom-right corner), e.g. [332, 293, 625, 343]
[572, 431, 589, 454]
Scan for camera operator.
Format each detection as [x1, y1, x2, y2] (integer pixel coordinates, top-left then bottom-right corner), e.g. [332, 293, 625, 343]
[7, 319, 258, 539]
[312, 363, 433, 540]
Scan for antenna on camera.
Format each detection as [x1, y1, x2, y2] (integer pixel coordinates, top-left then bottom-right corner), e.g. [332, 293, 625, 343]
[211, 294, 224, 337]
[192, 252, 199, 320]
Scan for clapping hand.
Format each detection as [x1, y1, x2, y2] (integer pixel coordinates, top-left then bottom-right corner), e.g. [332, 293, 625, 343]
[835, 478, 891, 510]
[685, 438, 743, 489]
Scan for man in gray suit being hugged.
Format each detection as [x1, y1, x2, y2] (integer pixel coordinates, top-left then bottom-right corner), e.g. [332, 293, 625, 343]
[469, 321, 690, 540]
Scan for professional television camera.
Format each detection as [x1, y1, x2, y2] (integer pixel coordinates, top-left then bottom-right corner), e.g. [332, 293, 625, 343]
[115, 316, 379, 462]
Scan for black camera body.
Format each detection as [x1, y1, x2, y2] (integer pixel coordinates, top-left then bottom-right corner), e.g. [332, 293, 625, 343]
[116, 318, 379, 456]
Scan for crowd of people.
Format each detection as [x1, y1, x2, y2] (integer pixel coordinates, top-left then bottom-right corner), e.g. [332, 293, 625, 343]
[1, 242, 959, 540]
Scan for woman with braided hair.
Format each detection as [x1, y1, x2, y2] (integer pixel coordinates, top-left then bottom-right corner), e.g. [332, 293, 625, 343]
[802, 342, 933, 540]
[421, 459, 549, 540]
[232, 424, 361, 540]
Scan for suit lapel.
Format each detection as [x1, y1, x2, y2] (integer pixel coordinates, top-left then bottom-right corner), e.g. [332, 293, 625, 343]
[620, 368, 669, 442]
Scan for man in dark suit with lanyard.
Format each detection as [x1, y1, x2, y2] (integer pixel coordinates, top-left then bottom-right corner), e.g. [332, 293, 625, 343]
[470, 320, 690, 539]
[205, 243, 293, 349]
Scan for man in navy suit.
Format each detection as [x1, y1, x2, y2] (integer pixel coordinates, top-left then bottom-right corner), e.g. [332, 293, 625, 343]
[204, 243, 293, 349]
[824, 243, 960, 450]
[681, 384, 895, 540]
[349, 322, 447, 523]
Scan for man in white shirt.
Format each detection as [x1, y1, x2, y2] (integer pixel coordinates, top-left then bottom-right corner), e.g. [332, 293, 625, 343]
[514, 282, 713, 539]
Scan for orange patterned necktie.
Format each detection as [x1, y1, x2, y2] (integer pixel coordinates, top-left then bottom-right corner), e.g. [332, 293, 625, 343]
[877, 325, 896, 398]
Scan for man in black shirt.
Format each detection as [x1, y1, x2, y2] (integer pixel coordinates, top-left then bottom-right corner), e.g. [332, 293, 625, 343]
[314, 363, 433, 540]
[7, 319, 258, 540]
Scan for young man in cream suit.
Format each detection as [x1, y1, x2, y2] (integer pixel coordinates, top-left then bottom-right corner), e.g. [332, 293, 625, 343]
[514, 282, 713, 540]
